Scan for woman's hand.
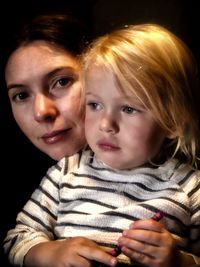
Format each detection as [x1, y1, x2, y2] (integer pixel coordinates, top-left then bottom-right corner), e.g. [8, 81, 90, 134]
[24, 237, 117, 267]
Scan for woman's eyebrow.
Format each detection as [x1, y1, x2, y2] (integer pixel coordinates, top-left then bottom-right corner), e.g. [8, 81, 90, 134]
[7, 83, 24, 91]
[46, 66, 78, 78]
[7, 66, 79, 91]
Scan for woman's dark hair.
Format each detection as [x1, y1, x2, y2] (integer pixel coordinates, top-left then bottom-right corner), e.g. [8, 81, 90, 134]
[13, 13, 90, 57]
[1, 13, 90, 73]
[0, 13, 91, 123]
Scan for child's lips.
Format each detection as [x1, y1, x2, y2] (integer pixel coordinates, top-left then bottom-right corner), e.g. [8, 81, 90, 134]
[97, 141, 120, 151]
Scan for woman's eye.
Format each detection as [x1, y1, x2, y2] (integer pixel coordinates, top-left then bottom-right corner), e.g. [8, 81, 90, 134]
[122, 106, 137, 114]
[11, 92, 29, 102]
[55, 77, 74, 88]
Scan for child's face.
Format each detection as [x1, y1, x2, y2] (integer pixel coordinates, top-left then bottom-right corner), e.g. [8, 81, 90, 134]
[85, 67, 168, 170]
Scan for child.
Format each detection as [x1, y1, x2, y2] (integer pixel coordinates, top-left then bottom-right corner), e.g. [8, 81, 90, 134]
[81, 23, 200, 266]
[4, 24, 200, 267]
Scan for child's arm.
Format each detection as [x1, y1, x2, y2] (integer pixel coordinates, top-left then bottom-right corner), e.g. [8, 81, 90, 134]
[117, 218, 199, 267]
[4, 157, 117, 267]
[3, 159, 65, 266]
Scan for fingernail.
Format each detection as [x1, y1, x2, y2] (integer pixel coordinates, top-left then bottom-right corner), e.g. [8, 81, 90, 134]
[111, 258, 117, 266]
[123, 230, 127, 236]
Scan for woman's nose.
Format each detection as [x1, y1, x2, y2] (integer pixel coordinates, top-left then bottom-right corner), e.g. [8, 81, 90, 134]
[34, 94, 58, 122]
[99, 115, 119, 133]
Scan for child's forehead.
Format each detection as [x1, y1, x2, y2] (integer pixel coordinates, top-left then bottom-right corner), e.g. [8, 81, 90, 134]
[86, 66, 145, 102]
[85, 64, 144, 94]
[85, 64, 115, 84]
[85, 64, 109, 75]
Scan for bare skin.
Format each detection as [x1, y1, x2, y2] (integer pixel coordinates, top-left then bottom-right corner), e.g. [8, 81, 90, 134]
[118, 218, 196, 267]
[24, 237, 117, 267]
[6, 41, 85, 160]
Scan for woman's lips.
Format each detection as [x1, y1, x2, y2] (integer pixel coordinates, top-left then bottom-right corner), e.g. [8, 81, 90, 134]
[42, 129, 71, 144]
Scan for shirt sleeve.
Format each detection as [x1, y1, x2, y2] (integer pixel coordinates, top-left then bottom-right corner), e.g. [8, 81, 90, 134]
[3, 157, 67, 266]
[181, 171, 200, 260]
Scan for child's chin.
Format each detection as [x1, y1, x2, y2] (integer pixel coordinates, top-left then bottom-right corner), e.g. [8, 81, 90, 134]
[102, 160, 121, 170]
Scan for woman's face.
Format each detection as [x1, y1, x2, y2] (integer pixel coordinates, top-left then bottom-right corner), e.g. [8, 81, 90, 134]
[6, 40, 85, 160]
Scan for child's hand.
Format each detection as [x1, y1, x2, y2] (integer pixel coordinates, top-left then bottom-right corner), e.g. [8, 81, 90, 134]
[24, 236, 117, 267]
[117, 218, 180, 267]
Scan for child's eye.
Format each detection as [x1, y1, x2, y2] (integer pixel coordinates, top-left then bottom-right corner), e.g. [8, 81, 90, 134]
[122, 105, 138, 114]
[87, 102, 102, 111]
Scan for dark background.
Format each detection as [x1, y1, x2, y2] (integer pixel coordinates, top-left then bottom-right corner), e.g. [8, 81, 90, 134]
[0, 0, 199, 266]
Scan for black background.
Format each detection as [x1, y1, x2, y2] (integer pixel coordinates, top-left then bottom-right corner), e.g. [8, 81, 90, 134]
[0, 0, 199, 266]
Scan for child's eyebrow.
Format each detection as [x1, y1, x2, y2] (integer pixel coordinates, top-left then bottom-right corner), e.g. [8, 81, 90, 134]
[123, 95, 144, 104]
[85, 92, 98, 97]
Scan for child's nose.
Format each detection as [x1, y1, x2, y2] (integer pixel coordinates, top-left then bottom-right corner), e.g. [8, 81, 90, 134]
[99, 115, 119, 133]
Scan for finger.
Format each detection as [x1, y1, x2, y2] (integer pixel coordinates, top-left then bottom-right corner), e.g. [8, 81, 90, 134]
[129, 218, 164, 231]
[121, 229, 166, 246]
[123, 247, 147, 261]
[75, 255, 93, 267]
[118, 236, 160, 258]
[82, 247, 117, 267]
[121, 246, 156, 267]
[121, 245, 178, 267]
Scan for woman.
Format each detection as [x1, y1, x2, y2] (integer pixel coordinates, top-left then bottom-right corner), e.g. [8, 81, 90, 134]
[4, 13, 89, 160]
[2, 13, 91, 267]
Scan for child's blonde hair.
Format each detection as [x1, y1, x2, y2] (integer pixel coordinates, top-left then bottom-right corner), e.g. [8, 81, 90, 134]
[82, 23, 200, 168]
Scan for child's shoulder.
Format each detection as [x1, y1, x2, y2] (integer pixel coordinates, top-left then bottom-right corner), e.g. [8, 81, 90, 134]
[158, 158, 200, 182]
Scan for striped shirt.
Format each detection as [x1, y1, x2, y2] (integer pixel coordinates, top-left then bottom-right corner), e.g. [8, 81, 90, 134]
[4, 150, 200, 266]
